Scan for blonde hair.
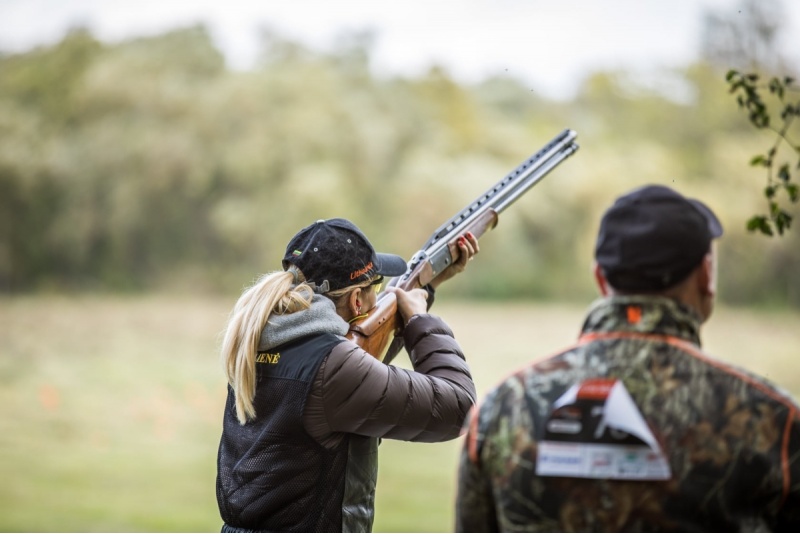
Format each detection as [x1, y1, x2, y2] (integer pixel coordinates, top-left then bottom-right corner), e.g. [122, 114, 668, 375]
[221, 267, 314, 425]
[221, 269, 383, 425]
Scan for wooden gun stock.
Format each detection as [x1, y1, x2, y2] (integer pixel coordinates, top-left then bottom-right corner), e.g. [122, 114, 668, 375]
[345, 129, 580, 362]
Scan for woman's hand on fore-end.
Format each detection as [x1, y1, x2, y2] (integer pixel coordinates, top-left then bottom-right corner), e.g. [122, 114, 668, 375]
[429, 232, 480, 290]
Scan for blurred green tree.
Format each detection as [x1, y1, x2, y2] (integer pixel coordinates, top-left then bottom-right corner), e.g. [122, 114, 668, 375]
[702, 0, 799, 236]
[0, 22, 798, 306]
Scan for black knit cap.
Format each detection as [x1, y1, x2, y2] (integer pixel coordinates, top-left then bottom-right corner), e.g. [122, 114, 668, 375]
[282, 218, 408, 292]
[595, 184, 723, 291]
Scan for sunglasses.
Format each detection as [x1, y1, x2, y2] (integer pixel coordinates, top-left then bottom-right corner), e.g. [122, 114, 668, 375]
[368, 276, 385, 292]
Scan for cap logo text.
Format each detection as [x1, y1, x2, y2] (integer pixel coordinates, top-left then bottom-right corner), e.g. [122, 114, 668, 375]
[350, 262, 374, 280]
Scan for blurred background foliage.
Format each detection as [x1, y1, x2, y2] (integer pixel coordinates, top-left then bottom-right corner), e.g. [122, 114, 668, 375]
[1, 0, 798, 307]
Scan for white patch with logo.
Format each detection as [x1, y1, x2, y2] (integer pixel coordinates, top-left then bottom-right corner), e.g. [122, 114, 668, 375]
[535, 378, 672, 480]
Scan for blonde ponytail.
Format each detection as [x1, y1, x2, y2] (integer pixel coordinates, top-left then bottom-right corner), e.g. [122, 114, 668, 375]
[220, 268, 313, 424]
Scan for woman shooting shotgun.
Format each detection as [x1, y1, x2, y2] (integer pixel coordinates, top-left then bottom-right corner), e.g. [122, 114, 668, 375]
[215, 129, 577, 532]
[216, 218, 478, 533]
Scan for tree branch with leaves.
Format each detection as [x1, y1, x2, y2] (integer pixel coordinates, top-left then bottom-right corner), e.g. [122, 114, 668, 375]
[726, 70, 800, 236]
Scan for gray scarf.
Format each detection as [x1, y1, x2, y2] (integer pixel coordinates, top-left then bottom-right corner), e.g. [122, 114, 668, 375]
[258, 294, 349, 351]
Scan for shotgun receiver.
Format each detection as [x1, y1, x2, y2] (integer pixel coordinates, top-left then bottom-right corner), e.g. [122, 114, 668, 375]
[346, 128, 579, 363]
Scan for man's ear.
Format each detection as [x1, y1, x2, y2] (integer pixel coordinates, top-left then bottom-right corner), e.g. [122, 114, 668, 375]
[697, 253, 715, 297]
[593, 262, 611, 296]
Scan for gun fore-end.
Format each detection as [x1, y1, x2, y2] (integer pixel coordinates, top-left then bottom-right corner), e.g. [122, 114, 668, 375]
[422, 208, 499, 284]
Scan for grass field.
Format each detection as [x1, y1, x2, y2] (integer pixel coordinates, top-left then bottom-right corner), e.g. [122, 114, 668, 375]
[1, 295, 798, 532]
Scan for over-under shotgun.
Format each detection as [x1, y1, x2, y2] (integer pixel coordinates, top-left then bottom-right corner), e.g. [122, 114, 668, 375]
[347, 129, 580, 363]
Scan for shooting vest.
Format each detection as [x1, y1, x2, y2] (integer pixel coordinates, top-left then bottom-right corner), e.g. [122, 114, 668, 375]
[216, 332, 378, 532]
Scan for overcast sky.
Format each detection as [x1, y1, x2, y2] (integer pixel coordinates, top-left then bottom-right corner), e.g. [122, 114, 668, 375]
[1, 0, 798, 99]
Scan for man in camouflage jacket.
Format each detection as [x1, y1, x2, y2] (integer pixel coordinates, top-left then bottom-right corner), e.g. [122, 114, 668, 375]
[455, 185, 800, 532]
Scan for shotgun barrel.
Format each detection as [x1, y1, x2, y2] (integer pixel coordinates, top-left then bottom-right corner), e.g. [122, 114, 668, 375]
[347, 129, 579, 361]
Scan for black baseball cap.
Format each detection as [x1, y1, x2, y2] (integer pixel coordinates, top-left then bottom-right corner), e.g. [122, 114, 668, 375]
[282, 218, 408, 292]
[595, 185, 723, 291]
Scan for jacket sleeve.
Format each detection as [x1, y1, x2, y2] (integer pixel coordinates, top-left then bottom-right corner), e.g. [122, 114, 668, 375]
[455, 404, 500, 532]
[304, 313, 476, 445]
[776, 408, 800, 531]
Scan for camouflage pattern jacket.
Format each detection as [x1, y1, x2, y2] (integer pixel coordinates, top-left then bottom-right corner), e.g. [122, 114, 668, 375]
[456, 296, 800, 532]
